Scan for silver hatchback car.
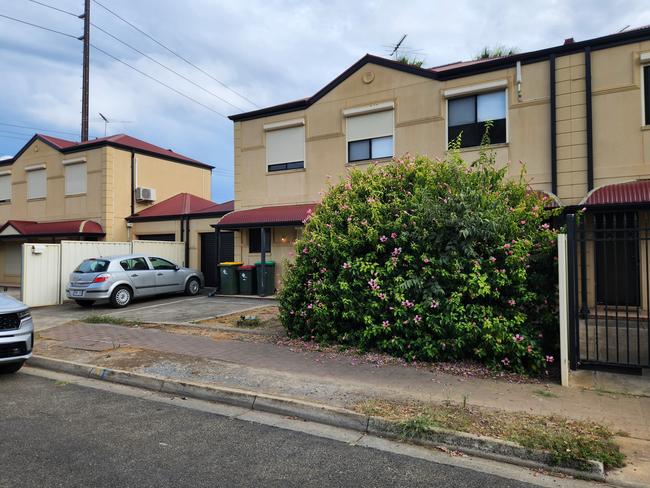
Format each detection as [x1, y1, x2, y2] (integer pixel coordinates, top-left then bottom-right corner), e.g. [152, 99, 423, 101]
[0, 293, 33, 374]
[66, 254, 204, 308]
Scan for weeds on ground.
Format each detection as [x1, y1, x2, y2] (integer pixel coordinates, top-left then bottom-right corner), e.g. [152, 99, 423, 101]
[355, 399, 625, 470]
[533, 389, 558, 398]
[83, 315, 141, 327]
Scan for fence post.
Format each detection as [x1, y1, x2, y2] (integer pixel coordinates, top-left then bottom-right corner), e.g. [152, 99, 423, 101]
[557, 233, 570, 386]
[566, 214, 579, 370]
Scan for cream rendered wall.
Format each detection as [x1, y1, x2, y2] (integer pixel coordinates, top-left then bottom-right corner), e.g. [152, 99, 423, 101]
[234, 61, 553, 213]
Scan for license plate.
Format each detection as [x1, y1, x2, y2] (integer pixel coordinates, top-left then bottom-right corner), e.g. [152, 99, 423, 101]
[72, 290, 83, 297]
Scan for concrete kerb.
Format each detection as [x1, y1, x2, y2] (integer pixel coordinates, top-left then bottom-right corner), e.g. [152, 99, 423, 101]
[28, 355, 605, 481]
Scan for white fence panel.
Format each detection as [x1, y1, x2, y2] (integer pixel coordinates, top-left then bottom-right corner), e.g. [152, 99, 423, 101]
[132, 240, 185, 266]
[21, 243, 61, 307]
[59, 241, 132, 303]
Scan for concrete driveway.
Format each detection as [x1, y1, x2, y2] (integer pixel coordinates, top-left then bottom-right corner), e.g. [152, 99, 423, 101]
[31, 290, 276, 331]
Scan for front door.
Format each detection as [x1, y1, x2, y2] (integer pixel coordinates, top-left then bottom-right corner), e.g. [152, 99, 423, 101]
[595, 212, 640, 306]
[148, 256, 183, 293]
[120, 257, 156, 296]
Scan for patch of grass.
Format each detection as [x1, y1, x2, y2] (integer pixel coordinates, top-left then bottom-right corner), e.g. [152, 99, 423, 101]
[533, 389, 558, 398]
[83, 315, 141, 327]
[355, 399, 625, 470]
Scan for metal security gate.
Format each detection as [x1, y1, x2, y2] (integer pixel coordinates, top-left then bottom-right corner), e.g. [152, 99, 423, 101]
[566, 213, 649, 373]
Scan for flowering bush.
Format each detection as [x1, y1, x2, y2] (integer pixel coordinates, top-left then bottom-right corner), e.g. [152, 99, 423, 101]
[278, 148, 560, 374]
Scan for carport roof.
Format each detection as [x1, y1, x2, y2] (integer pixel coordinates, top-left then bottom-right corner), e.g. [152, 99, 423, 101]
[127, 193, 234, 221]
[214, 203, 317, 229]
[581, 180, 650, 207]
[0, 219, 105, 238]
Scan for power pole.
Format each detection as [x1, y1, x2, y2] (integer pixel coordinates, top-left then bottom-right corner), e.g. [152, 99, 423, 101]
[80, 0, 90, 141]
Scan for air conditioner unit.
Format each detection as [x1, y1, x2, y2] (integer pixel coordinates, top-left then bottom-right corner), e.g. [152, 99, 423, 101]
[135, 187, 156, 202]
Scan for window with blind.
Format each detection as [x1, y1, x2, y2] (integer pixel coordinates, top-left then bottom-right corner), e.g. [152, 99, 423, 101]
[65, 162, 87, 195]
[447, 90, 506, 148]
[27, 168, 46, 199]
[644, 65, 650, 126]
[346, 109, 394, 163]
[266, 125, 305, 172]
[0, 174, 11, 203]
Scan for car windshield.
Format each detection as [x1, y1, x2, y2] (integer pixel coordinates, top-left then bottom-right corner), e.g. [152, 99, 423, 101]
[74, 259, 110, 273]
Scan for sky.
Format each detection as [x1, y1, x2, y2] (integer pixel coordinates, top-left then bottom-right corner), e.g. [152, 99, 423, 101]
[1, 0, 650, 203]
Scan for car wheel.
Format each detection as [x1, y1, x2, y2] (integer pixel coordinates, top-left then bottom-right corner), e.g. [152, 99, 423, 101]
[185, 277, 201, 296]
[110, 286, 132, 308]
[0, 361, 24, 374]
[75, 300, 95, 307]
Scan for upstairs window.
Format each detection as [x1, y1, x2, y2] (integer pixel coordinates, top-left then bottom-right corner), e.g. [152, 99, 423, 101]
[0, 173, 11, 203]
[346, 108, 394, 163]
[64, 160, 87, 195]
[643, 64, 650, 125]
[26, 166, 46, 200]
[249, 228, 271, 253]
[448, 90, 506, 148]
[266, 124, 305, 172]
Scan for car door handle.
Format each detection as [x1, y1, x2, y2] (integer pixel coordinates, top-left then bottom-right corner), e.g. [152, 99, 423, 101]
[131, 274, 138, 277]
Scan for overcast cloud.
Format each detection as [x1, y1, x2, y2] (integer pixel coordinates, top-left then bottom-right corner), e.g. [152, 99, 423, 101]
[1, 0, 649, 202]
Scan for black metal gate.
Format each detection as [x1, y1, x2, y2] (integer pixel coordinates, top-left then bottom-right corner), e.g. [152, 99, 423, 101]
[566, 212, 648, 373]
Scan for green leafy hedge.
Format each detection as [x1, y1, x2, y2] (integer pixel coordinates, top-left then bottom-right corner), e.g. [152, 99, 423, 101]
[279, 149, 560, 374]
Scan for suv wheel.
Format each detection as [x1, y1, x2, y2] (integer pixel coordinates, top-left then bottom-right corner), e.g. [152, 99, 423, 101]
[185, 277, 201, 296]
[0, 361, 24, 374]
[110, 286, 132, 308]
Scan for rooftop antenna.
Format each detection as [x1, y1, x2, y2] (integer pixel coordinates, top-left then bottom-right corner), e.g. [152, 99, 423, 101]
[390, 34, 407, 58]
[618, 25, 630, 33]
[98, 113, 132, 136]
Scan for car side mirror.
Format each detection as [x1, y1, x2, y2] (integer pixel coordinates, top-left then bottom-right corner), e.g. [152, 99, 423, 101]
[174, 265, 180, 271]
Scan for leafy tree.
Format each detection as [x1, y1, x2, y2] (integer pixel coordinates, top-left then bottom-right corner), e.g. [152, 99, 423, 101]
[279, 143, 560, 374]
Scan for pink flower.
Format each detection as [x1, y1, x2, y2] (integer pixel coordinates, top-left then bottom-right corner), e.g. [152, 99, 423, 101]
[391, 247, 402, 257]
[527, 345, 533, 353]
[540, 223, 550, 230]
[501, 357, 510, 366]
[379, 235, 388, 242]
[423, 257, 430, 264]
[368, 278, 380, 291]
[489, 256, 497, 263]
[402, 300, 414, 309]
[414, 315, 422, 323]
[342, 262, 351, 269]
[344, 182, 352, 190]
[513, 334, 524, 342]
[546, 355, 554, 363]
[302, 247, 309, 254]
[503, 243, 511, 249]
[307, 303, 313, 309]
[520, 220, 526, 225]
[347, 216, 352, 222]
[320, 267, 327, 274]
[508, 299, 516, 306]
[390, 232, 398, 239]
[382, 320, 390, 329]
[430, 300, 439, 309]
[378, 293, 387, 300]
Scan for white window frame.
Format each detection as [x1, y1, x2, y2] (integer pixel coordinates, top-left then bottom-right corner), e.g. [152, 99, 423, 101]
[443, 80, 509, 149]
[641, 52, 650, 127]
[63, 157, 87, 196]
[263, 119, 306, 173]
[26, 164, 46, 200]
[0, 170, 11, 203]
[344, 101, 395, 164]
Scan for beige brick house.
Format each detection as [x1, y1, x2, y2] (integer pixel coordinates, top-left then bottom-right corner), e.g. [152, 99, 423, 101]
[220, 26, 650, 301]
[0, 133, 229, 287]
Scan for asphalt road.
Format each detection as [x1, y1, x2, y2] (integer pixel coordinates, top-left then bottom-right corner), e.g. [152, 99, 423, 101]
[0, 373, 541, 488]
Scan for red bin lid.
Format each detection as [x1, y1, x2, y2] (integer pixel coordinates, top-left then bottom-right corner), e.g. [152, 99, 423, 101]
[237, 265, 256, 270]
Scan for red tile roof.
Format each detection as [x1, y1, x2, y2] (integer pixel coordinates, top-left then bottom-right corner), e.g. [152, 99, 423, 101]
[582, 180, 650, 206]
[12, 133, 212, 169]
[0, 219, 104, 237]
[216, 203, 317, 228]
[128, 193, 234, 221]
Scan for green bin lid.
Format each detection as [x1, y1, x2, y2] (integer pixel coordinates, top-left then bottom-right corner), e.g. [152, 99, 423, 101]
[254, 261, 275, 265]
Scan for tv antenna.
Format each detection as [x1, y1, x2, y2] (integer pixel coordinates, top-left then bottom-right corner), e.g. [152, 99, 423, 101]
[389, 34, 407, 58]
[97, 113, 132, 136]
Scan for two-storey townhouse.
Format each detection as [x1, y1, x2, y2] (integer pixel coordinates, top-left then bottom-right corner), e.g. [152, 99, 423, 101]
[219, 26, 650, 317]
[0, 133, 231, 288]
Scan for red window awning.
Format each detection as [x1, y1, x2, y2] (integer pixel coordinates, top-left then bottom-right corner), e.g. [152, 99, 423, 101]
[581, 180, 650, 206]
[215, 203, 317, 229]
[0, 219, 104, 238]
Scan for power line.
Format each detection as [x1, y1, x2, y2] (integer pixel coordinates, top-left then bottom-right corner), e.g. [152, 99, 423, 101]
[91, 0, 259, 109]
[0, 134, 31, 142]
[91, 22, 245, 111]
[0, 122, 78, 136]
[90, 43, 228, 118]
[25, 0, 79, 17]
[0, 12, 78, 38]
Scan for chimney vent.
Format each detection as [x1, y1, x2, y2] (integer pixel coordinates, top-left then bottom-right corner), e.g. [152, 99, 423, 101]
[563, 37, 574, 45]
